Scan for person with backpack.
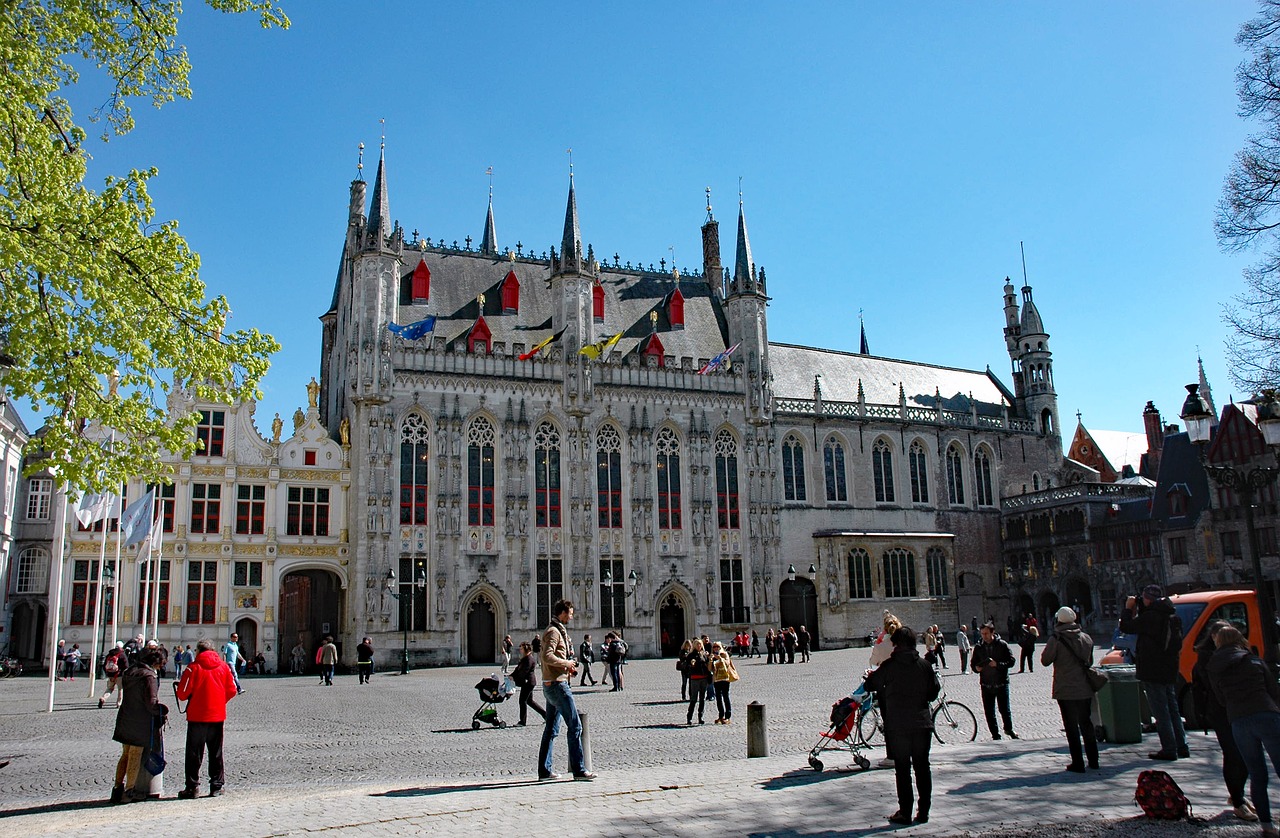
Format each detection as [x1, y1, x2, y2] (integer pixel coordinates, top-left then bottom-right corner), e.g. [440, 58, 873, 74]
[1193, 620, 1258, 822]
[98, 642, 128, 709]
[604, 633, 626, 691]
[1209, 624, 1280, 837]
[1040, 606, 1099, 773]
[1017, 623, 1037, 673]
[1119, 584, 1189, 761]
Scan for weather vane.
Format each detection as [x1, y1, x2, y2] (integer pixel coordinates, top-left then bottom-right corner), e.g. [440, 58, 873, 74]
[567, 147, 573, 179]
[485, 166, 494, 199]
[357, 142, 364, 175]
[380, 117, 386, 151]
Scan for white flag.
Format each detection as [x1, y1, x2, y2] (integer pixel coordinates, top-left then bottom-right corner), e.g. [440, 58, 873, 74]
[74, 492, 120, 527]
[120, 490, 156, 547]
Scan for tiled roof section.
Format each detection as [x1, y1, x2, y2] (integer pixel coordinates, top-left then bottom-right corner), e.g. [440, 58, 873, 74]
[392, 248, 729, 360]
[1150, 431, 1211, 526]
[768, 343, 1012, 415]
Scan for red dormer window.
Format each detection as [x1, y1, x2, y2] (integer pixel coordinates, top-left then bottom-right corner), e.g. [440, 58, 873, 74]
[468, 317, 491, 354]
[592, 282, 605, 322]
[643, 333, 665, 367]
[501, 270, 520, 314]
[668, 288, 685, 330]
[411, 259, 430, 303]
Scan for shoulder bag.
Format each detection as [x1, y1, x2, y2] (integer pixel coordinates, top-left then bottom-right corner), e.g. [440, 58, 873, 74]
[1063, 640, 1108, 692]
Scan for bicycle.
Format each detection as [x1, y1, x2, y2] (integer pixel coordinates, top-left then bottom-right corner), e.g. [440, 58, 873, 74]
[855, 671, 977, 746]
[0, 657, 22, 679]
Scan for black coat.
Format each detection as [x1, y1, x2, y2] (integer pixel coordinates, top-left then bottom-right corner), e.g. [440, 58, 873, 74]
[1118, 598, 1180, 684]
[512, 652, 538, 688]
[864, 647, 941, 732]
[112, 664, 166, 747]
[1208, 645, 1280, 722]
[971, 636, 1015, 687]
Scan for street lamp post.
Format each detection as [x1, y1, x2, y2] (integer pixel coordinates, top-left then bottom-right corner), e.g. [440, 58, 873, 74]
[384, 564, 427, 675]
[1181, 384, 1280, 664]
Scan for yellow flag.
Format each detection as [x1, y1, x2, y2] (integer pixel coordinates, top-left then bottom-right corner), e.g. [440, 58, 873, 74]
[579, 331, 622, 360]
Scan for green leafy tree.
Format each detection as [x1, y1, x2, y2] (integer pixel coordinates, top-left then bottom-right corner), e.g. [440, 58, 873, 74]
[1218, 0, 1280, 393]
[0, 1, 288, 491]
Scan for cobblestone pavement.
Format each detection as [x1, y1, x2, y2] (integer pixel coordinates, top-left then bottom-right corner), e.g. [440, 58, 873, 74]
[0, 648, 1266, 836]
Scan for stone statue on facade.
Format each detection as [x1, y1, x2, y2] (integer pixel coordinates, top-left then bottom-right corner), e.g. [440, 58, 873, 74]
[271, 413, 283, 443]
[292, 407, 305, 430]
[339, 416, 350, 446]
[306, 377, 320, 408]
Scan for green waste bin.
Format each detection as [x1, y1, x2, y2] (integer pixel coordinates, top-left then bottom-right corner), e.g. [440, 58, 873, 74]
[1097, 664, 1141, 744]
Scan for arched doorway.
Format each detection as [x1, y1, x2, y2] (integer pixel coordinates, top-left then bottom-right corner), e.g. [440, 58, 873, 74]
[10, 600, 46, 663]
[279, 569, 343, 673]
[1064, 578, 1092, 619]
[235, 617, 258, 671]
[466, 595, 496, 664]
[779, 578, 820, 650]
[1038, 590, 1061, 635]
[659, 593, 686, 657]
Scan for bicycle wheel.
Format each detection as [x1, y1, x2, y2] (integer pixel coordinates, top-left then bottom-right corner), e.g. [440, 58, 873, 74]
[933, 700, 977, 744]
[857, 704, 884, 748]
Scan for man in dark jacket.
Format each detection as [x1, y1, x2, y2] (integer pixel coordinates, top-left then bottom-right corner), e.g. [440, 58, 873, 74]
[971, 622, 1018, 740]
[1119, 583, 1189, 760]
[865, 626, 941, 826]
[175, 639, 238, 798]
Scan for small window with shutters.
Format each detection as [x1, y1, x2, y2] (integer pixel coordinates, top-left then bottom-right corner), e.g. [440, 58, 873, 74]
[468, 318, 491, 354]
[592, 282, 605, 322]
[411, 259, 430, 303]
[501, 270, 519, 314]
[643, 334, 665, 367]
[668, 288, 684, 330]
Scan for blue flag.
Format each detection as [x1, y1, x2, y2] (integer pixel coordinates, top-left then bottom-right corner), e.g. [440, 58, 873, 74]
[388, 316, 437, 341]
[120, 489, 156, 547]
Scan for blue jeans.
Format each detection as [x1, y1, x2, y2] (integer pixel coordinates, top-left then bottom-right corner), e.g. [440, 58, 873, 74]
[1232, 711, 1280, 824]
[1141, 681, 1187, 755]
[538, 681, 585, 776]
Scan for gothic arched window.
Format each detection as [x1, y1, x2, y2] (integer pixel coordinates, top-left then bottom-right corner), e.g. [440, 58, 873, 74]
[399, 413, 430, 525]
[909, 440, 929, 504]
[596, 425, 623, 529]
[655, 427, 682, 530]
[873, 439, 895, 503]
[883, 548, 917, 598]
[467, 417, 496, 526]
[946, 443, 966, 506]
[534, 421, 562, 528]
[823, 437, 847, 502]
[974, 447, 994, 507]
[925, 547, 950, 597]
[715, 430, 740, 529]
[15, 546, 49, 595]
[847, 548, 872, 599]
[782, 434, 806, 501]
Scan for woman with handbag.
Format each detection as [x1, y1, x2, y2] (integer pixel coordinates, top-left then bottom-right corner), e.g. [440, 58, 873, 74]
[677, 639, 692, 700]
[110, 647, 169, 803]
[1040, 606, 1099, 773]
[710, 643, 738, 724]
[512, 642, 545, 726]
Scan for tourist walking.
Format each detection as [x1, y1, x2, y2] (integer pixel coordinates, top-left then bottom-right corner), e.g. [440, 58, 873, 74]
[783, 627, 797, 664]
[765, 629, 776, 664]
[513, 642, 545, 726]
[677, 639, 693, 699]
[501, 635, 514, 674]
[710, 643, 737, 723]
[110, 647, 168, 804]
[956, 626, 972, 674]
[684, 639, 711, 725]
[1193, 621, 1257, 822]
[972, 622, 1018, 740]
[932, 625, 947, 669]
[798, 625, 812, 662]
[98, 642, 128, 709]
[864, 626, 941, 826]
[578, 634, 598, 686]
[175, 638, 238, 799]
[751, 630, 760, 658]
[64, 643, 82, 680]
[172, 645, 186, 680]
[1017, 623, 1037, 673]
[1119, 584, 1189, 760]
[290, 640, 306, 675]
[356, 637, 374, 684]
[1209, 625, 1280, 837]
[536, 599, 595, 781]
[317, 636, 338, 686]
[220, 633, 246, 695]
[605, 633, 627, 691]
[1040, 606, 1099, 772]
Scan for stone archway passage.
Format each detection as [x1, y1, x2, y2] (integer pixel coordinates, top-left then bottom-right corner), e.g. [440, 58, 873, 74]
[10, 600, 46, 663]
[279, 570, 343, 673]
[659, 594, 686, 657]
[467, 595, 496, 664]
[778, 579, 820, 651]
[235, 617, 258, 672]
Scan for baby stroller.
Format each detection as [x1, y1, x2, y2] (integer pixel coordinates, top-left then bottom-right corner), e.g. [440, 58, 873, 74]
[807, 693, 872, 772]
[472, 674, 515, 729]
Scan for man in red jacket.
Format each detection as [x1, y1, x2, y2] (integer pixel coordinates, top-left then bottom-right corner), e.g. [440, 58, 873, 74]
[175, 638, 238, 798]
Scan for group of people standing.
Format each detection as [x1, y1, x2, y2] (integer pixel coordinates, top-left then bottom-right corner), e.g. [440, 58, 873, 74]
[675, 638, 739, 725]
[764, 626, 810, 664]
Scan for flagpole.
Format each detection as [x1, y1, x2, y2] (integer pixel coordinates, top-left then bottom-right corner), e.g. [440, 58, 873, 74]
[45, 483, 69, 713]
[110, 500, 124, 648]
[86, 510, 110, 697]
[151, 495, 165, 640]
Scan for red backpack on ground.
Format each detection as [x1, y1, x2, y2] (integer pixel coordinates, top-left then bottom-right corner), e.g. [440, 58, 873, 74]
[1135, 769, 1192, 819]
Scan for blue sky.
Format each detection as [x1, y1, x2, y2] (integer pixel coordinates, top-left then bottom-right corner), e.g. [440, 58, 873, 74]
[62, 2, 1257, 443]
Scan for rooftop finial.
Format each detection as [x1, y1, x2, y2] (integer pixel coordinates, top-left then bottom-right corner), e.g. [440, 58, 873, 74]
[486, 166, 494, 200]
[567, 147, 574, 181]
[357, 142, 365, 178]
[738, 176, 743, 208]
[705, 186, 713, 221]
[380, 117, 386, 152]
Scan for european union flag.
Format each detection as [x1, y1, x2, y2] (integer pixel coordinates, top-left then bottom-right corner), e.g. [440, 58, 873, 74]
[388, 316, 437, 341]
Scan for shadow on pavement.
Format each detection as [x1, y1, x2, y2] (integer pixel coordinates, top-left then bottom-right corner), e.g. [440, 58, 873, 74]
[375, 778, 553, 797]
[0, 797, 119, 820]
[758, 767, 867, 790]
[622, 723, 690, 730]
[630, 700, 684, 706]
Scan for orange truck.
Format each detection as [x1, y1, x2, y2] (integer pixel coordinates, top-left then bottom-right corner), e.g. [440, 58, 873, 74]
[1108, 589, 1268, 725]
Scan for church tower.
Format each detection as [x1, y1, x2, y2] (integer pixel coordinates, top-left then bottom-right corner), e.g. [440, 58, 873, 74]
[723, 197, 772, 426]
[1002, 277, 1060, 439]
[549, 172, 598, 416]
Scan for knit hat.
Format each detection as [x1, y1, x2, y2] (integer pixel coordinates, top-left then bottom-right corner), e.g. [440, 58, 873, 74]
[1142, 584, 1163, 600]
[1055, 606, 1077, 624]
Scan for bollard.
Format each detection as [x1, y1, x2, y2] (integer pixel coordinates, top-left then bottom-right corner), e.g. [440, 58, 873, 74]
[747, 701, 768, 758]
[580, 709, 593, 773]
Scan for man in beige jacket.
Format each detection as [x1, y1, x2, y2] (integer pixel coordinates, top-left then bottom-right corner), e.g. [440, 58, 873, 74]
[537, 599, 596, 781]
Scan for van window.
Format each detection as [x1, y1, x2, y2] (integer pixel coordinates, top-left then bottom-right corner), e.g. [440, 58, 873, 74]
[1173, 602, 1207, 639]
[1201, 602, 1250, 646]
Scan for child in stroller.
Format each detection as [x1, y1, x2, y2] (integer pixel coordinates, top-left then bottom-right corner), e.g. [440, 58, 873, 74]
[472, 674, 516, 729]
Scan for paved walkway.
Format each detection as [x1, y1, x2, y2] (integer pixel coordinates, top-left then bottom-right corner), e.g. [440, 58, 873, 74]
[0, 648, 1269, 836]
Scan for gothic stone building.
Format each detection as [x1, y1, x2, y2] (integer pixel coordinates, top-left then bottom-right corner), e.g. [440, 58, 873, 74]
[312, 150, 1064, 668]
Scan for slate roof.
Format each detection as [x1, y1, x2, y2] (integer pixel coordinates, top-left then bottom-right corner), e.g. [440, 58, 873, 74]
[1149, 431, 1211, 528]
[768, 343, 1013, 414]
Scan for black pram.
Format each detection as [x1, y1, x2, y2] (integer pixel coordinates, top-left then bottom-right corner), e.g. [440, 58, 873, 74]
[472, 675, 515, 729]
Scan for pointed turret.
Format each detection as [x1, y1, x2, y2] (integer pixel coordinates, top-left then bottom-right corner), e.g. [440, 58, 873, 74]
[556, 176, 582, 274]
[366, 146, 391, 246]
[1198, 356, 1219, 426]
[480, 194, 498, 256]
[1020, 283, 1045, 336]
[701, 188, 722, 300]
[733, 199, 755, 289]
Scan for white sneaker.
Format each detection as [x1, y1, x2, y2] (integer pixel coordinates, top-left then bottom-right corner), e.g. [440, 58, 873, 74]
[1234, 801, 1259, 822]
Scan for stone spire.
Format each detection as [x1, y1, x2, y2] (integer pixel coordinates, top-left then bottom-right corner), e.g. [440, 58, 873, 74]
[733, 196, 755, 289]
[558, 173, 582, 273]
[1198, 355, 1219, 427]
[366, 143, 391, 245]
[480, 193, 498, 255]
